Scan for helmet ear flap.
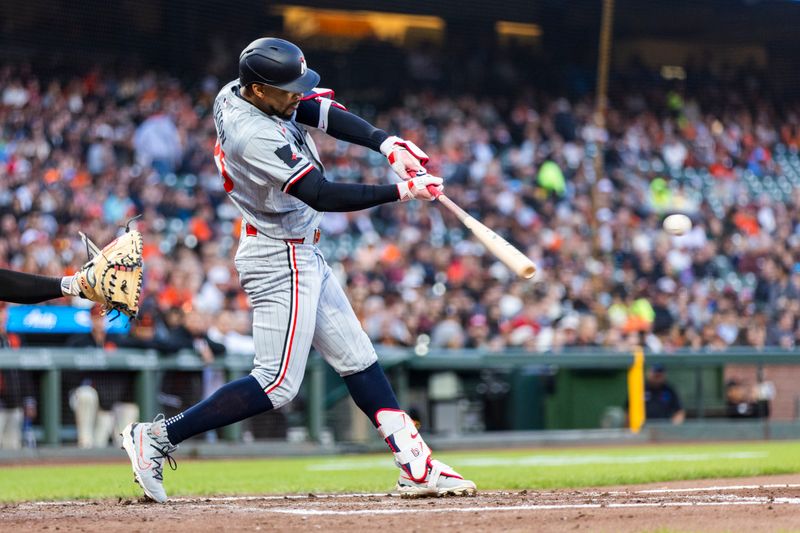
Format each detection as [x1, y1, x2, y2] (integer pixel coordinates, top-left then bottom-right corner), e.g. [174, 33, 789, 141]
[239, 54, 266, 87]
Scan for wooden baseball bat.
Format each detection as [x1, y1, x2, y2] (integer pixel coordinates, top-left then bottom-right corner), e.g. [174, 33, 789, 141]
[427, 185, 537, 279]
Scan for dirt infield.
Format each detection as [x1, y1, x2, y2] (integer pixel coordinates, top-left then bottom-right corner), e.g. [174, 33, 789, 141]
[3, 475, 800, 532]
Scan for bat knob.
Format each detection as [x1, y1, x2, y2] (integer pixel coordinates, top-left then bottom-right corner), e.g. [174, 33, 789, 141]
[413, 169, 442, 198]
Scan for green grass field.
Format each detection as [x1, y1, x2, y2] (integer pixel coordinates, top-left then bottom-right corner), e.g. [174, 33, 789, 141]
[2, 441, 799, 502]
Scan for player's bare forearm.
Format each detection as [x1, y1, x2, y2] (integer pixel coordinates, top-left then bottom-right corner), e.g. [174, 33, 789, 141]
[296, 99, 388, 152]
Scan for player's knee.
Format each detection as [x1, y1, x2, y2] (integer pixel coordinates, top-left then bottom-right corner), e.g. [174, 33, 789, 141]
[332, 352, 378, 377]
[349, 355, 379, 376]
[249, 368, 301, 409]
[266, 384, 301, 409]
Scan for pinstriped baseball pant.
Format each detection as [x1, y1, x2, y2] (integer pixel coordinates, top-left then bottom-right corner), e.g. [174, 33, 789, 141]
[234, 230, 378, 408]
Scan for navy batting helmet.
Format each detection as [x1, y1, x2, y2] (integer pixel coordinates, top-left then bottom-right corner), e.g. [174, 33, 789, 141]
[239, 38, 320, 93]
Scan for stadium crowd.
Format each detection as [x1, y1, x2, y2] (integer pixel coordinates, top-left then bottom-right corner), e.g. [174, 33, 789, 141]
[1, 56, 799, 359]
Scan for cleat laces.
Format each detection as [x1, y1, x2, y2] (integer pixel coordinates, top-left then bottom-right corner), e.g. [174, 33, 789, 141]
[146, 414, 178, 482]
[148, 442, 178, 482]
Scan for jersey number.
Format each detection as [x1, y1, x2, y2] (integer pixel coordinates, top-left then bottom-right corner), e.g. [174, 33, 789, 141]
[213, 140, 234, 193]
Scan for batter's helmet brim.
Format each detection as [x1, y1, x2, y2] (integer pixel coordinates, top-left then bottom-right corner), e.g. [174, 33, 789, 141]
[263, 68, 320, 94]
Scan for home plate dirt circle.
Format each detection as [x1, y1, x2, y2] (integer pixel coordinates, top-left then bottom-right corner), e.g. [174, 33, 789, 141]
[3, 475, 800, 532]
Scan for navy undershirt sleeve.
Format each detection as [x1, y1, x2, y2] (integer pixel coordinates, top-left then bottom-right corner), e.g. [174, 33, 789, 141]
[288, 166, 399, 212]
[0, 269, 63, 303]
[295, 99, 389, 152]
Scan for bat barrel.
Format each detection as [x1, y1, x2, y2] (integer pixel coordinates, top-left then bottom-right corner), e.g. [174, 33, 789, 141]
[432, 191, 537, 280]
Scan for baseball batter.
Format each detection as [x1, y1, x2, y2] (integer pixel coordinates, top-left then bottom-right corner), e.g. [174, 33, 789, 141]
[122, 37, 476, 502]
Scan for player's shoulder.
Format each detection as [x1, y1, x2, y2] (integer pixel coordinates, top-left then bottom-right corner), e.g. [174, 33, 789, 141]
[214, 80, 240, 111]
[215, 81, 285, 143]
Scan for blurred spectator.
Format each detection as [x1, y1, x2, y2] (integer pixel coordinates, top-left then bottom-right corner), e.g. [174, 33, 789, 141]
[575, 315, 601, 347]
[62, 307, 139, 447]
[175, 310, 226, 357]
[766, 313, 795, 349]
[430, 311, 465, 349]
[465, 314, 491, 349]
[725, 379, 773, 419]
[115, 309, 159, 350]
[644, 364, 685, 425]
[65, 305, 120, 351]
[0, 303, 34, 449]
[207, 310, 254, 354]
[133, 107, 183, 175]
[554, 314, 580, 349]
[67, 377, 140, 449]
[181, 311, 226, 442]
[1, 58, 800, 355]
[69, 380, 108, 449]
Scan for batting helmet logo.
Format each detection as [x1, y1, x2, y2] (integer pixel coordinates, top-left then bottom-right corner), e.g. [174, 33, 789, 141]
[299, 56, 307, 75]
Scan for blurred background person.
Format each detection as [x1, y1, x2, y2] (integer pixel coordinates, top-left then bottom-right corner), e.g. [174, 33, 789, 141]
[65, 306, 138, 447]
[725, 379, 773, 419]
[0, 303, 35, 449]
[644, 364, 685, 425]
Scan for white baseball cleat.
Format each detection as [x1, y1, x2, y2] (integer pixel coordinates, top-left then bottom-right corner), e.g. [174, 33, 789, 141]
[374, 409, 476, 498]
[121, 414, 178, 503]
[396, 458, 477, 498]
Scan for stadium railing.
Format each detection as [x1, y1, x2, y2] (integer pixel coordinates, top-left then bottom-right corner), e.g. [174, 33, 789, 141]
[1, 347, 799, 446]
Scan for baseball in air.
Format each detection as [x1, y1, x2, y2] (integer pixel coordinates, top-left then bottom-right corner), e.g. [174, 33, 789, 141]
[663, 214, 692, 236]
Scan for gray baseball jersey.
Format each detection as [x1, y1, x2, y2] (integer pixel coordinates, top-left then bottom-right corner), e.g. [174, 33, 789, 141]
[213, 80, 377, 407]
[213, 80, 323, 240]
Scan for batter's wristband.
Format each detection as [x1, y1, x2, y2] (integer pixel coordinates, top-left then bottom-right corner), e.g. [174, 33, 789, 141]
[379, 135, 403, 157]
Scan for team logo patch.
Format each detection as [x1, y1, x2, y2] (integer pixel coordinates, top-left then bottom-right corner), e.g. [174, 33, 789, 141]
[275, 144, 300, 168]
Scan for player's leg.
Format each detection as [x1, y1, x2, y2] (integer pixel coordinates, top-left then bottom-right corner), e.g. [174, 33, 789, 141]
[0, 268, 76, 304]
[121, 238, 322, 502]
[168, 238, 322, 438]
[312, 262, 476, 497]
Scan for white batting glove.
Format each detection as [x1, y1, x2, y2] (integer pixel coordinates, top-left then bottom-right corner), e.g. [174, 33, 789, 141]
[397, 172, 443, 202]
[380, 136, 430, 181]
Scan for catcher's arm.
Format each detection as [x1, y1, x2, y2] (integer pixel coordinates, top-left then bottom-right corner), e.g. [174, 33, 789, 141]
[71, 228, 144, 319]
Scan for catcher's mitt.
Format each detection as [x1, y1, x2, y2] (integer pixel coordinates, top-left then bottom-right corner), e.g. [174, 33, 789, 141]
[73, 228, 144, 319]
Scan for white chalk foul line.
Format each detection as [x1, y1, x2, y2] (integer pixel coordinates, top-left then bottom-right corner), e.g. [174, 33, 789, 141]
[263, 498, 800, 516]
[629, 483, 800, 495]
[166, 483, 800, 502]
[173, 493, 393, 502]
[25, 496, 800, 515]
[23, 482, 800, 509]
[27, 493, 393, 507]
[306, 452, 768, 471]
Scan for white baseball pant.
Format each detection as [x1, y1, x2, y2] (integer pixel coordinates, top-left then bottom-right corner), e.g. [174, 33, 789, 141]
[234, 227, 378, 408]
